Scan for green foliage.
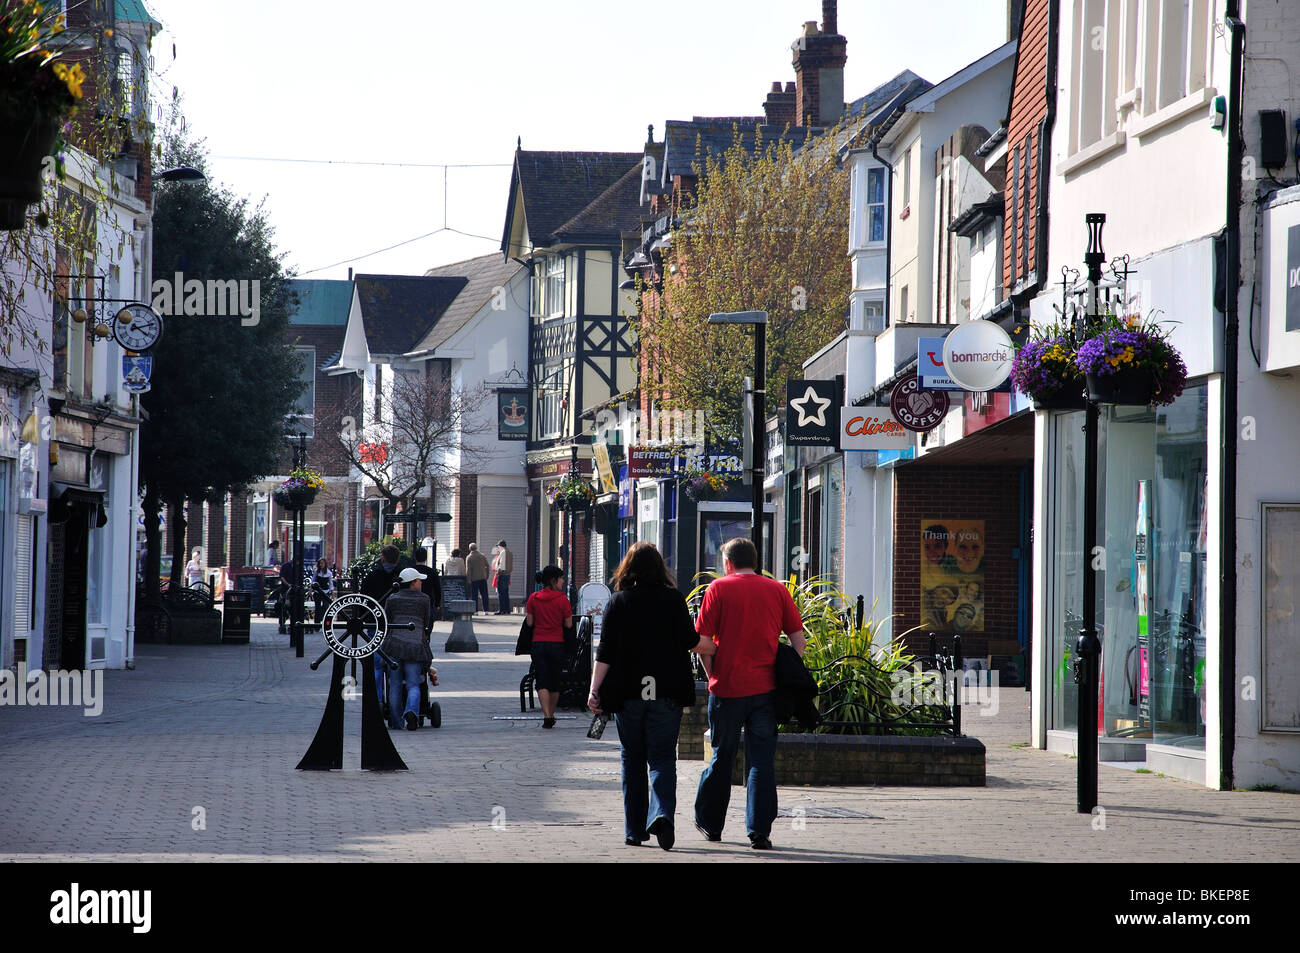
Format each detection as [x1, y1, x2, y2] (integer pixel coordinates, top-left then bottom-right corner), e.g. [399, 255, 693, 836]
[346, 536, 412, 584]
[639, 125, 851, 442]
[688, 572, 947, 735]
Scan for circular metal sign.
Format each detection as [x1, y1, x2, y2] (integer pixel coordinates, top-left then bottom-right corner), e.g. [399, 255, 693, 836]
[941, 319, 1014, 392]
[889, 375, 950, 433]
[322, 594, 388, 658]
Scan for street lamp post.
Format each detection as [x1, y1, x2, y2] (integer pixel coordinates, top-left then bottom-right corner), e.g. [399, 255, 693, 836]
[707, 310, 768, 573]
[1075, 213, 1106, 813]
[291, 431, 308, 659]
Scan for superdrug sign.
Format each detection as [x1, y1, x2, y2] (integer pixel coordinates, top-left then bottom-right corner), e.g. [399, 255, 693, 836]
[889, 374, 950, 433]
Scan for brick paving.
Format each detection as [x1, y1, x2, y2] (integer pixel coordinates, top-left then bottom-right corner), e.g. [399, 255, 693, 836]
[0, 614, 1297, 863]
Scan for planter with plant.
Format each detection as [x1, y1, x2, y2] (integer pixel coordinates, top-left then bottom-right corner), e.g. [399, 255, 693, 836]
[548, 473, 595, 511]
[681, 468, 734, 503]
[1074, 312, 1188, 406]
[0, 4, 83, 229]
[273, 467, 324, 511]
[1009, 326, 1086, 411]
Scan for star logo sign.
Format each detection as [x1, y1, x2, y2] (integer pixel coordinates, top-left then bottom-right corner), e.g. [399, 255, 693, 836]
[790, 385, 832, 428]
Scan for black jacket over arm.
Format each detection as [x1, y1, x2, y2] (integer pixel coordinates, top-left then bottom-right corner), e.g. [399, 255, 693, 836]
[595, 585, 698, 712]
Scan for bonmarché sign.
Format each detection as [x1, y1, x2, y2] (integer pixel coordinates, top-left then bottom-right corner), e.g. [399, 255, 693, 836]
[941, 320, 1015, 392]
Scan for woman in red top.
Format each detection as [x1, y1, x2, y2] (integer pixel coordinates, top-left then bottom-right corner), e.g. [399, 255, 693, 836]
[525, 565, 573, 728]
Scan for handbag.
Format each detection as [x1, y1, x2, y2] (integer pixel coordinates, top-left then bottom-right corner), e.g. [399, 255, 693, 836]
[515, 618, 535, 656]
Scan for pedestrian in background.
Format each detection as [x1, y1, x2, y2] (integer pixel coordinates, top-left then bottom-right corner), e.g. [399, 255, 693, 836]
[361, 545, 404, 706]
[185, 549, 204, 589]
[312, 557, 334, 623]
[589, 542, 715, 850]
[525, 565, 572, 729]
[384, 568, 432, 731]
[443, 548, 466, 577]
[412, 546, 442, 627]
[466, 543, 491, 614]
[493, 539, 514, 614]
[693, 537, 805, 850]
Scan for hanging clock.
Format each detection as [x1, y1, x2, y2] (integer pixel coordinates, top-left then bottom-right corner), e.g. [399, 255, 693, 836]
[112, 303, 164, 352]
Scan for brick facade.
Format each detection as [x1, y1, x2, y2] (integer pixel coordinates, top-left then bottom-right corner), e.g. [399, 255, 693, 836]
[1002, 0, 1051, 296]
[227, 492, 248, 570]
[893, 465, 1028, 659]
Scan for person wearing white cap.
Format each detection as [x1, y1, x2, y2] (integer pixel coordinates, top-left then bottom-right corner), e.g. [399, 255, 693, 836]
[382, 567, 433, 731]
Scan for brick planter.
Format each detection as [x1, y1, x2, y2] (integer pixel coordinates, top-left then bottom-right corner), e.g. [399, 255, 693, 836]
[677, 681, 710, 761]
[703, 731, 986, 787]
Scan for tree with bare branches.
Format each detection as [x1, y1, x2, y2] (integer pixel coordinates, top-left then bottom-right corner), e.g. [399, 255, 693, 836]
[317, 361, 495, 513]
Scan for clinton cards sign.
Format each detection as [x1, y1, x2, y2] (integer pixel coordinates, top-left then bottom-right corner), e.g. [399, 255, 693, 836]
[838, 408, 912, 451]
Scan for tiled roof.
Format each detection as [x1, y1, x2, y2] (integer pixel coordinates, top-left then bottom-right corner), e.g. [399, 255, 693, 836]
[659, 119, 819, 184]
[353, 274, 467, 356]
[846, 70, 931, 123]
[412, 253, 526, 354]
[551, 164, 644, 242]
[510, 151, 643, 247]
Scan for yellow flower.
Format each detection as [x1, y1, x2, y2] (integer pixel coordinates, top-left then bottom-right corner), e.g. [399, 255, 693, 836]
[52, 61, 85, 98]
[104, 27, 113, 37]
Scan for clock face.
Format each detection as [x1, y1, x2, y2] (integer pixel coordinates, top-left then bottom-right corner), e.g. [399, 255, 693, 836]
[112, 303, 163, 352]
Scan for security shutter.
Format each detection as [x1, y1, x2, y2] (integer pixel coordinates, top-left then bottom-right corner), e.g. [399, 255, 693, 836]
[477, 486, 525, 570]
[15, 514, 32, 638]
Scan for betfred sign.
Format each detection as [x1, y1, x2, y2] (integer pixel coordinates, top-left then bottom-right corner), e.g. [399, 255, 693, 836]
[941, 320, 1015, 391]
[839, 408, 912, 451]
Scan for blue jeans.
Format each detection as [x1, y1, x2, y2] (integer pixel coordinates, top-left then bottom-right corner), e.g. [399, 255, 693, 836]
[496, 574, 511, 613]
[614, 698, 682, 841]
[471, 579, 490, 612]
[695, 692, 778, 838]
[388, 661, 425, 728]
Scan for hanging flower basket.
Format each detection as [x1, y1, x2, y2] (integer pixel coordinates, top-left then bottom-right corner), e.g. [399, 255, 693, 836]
[549, 473, 596, 510]
[1, 8, 85, 229]
[0, 112, 61, 230]
[682, 469, 734, 503]
[273, 467, 324, 511]
[1031, 387, 1088, 411]
[273, 485, 319, 511]
[1084, 367, 1156, 405]
[1074, 313, 1187, 407]
[1010, 331, 1087, 411]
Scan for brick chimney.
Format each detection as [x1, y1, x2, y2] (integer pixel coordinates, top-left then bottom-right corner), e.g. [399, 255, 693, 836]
[763, 81, 797, 126]
[792, 0, 847, 127]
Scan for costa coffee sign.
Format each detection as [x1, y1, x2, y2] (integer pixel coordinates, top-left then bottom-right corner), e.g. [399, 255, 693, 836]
[889, 375, 949, 432]
[941, 319, 1015, 392]
[839, 408, 912, 451]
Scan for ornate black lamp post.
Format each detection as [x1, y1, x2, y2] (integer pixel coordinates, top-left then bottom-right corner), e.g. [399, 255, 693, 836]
[291, 431, 308, 659]
[1073, 213, 1106, 813]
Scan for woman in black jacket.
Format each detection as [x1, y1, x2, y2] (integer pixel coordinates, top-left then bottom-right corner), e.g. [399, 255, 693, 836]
[588, 543, 715, 850]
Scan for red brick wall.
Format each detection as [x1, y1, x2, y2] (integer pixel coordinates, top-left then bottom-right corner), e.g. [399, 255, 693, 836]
[1003, 0, 1050, 292]
[893, 465, 1027, 657]
[227, 492, 248, 570]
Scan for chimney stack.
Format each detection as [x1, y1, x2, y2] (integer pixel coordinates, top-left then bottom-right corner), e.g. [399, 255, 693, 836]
[763, 80, 797, 126]
[792, 1, 847, 127]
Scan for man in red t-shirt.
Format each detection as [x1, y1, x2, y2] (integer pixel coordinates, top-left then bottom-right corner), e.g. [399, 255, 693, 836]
[693, 538, 805, 850]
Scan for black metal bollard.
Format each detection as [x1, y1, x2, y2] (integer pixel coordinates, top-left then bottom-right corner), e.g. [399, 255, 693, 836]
[952, 634, 963, 737]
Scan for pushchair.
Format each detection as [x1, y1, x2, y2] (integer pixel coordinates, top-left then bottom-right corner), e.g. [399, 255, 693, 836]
[376, 586, 442, 730]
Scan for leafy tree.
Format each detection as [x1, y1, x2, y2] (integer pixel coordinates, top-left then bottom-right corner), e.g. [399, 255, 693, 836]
[139, 117, 302, 599]
[637, 127, 850, 441]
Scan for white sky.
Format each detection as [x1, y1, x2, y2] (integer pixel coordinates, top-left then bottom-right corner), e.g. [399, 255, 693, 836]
[142, 0, 1010, 281]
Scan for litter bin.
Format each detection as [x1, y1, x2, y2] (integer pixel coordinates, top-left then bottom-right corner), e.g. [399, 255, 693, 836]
[222, 590, 252, 644]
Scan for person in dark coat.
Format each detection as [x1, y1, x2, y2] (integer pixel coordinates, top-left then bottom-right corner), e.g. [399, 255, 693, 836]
[412, 546, 441, 630]
[588, 542, 716, 850]
[383, 568, 433, 731]
[360, 545, 404, 708]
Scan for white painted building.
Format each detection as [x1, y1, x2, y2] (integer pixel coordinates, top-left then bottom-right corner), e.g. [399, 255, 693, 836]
[1026, 0, 1300, 789]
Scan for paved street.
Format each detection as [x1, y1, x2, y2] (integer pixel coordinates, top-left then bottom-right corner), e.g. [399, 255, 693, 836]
[1, 614, 1297, 863]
